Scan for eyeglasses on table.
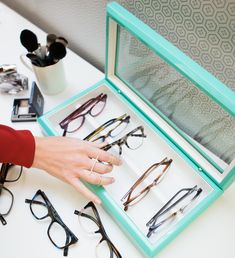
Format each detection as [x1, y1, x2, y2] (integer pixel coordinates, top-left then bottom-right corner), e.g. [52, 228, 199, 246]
[121, 157, 173, 211]
[74, 201, 122, 258]
[59, 93, 107, 136]
[84, 113, 130, 143]
[0, 163, 23, 225]
[101, 125, 147, 156]
[146, 185, 202, 238]
[25, 189, 78, 256]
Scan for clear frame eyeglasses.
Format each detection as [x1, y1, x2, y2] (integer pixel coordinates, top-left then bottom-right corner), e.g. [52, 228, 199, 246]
[59, 93, 107, 136]
[0, 163, 23, 225]
[146, 185, 203, 238]
[25, 190, 78, 256]
[101, 126, 147, 156]
[74, 201, 122, 258]
[84, 113, 130, 143]
[121, 157, 173, 211]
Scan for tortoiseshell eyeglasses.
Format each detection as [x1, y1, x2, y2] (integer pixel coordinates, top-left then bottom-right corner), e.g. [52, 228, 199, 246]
[121, 157, 172, 211]
[59, 93, 107, 136]
[83, 113, 130, 142]
[101, 126, 147, 156]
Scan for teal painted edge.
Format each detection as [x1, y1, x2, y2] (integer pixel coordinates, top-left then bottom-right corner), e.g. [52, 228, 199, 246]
[221, 166, 235, 190]
[38, 77, 222, 257]
[83, 182, 154, 258]
[106, 2, 235, 189]
[106, 2, 235, 117]
[84, 182, 222, 258]
[103, 80, 222, 257]
[151, 186, 222, 256]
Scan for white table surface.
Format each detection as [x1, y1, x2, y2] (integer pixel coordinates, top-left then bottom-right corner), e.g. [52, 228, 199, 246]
[0, 2, 234, 258]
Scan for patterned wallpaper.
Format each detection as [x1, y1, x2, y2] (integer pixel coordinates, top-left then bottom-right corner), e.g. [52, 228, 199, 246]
[116, 0, 235, 91]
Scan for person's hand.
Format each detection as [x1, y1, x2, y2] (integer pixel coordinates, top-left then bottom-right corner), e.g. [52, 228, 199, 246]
[32, 136, 122, 204]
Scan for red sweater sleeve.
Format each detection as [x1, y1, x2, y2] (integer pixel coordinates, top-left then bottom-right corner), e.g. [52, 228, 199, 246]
[0, 125, 35, 168]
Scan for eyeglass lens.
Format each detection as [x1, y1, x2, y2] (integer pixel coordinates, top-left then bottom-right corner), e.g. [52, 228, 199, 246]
[60, 93, 107, 135]
[122, 158, 172, 210]
[26, 190, 78, 255]
[102, 126, 146, 156]
[84, 114, 130, 143]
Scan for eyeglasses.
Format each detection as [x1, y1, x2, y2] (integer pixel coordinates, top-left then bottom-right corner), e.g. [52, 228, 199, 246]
[25, 190, 78, 256]
[101, 126, 147, 156]
[74, 201, 122, 258]
[121, 157, 172, 211]
[146, 185, 202, 238]
[83, 113, 130, 142]
[0, 163, 23, 225]
[59, 93, 107, 136]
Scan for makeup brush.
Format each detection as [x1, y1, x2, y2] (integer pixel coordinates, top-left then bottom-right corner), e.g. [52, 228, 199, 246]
[47, 41, 67, 65]
[26, 53, 45, 67]
[20, 29, 45, 59]
[56, 37, 68, 47]
[20, 29, 39, 52]
[46, 34, 57, 48]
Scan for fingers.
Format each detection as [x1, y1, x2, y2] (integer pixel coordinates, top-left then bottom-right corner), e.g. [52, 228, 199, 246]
[69, 179, 101, 205]
[86, 146, 122, 166]
[86, 157, 113, 174]
[79, 169, 115, 186]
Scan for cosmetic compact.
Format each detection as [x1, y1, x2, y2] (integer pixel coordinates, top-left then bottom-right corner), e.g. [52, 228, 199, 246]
[11, 81, 44, 122]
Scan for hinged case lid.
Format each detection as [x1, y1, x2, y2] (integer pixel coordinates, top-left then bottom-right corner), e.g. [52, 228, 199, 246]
[105, 2, 235, 190]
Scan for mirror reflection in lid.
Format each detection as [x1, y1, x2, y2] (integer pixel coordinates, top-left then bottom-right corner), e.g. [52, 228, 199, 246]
[115, 25, 235, 172]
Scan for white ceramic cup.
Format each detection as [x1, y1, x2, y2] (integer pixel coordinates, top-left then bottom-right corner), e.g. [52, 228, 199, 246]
[20, 54, 67, 95]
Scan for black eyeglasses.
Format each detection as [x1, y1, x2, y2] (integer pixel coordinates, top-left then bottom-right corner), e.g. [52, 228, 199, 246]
[83, 113, 130, 142]
[0, 163, 23, 225]
[59, 93, 107, 136]
[25, 190, 78, 256]
[121, 157, 173, 211]
[146, 185, 202, 238]
[74, 201, 122, 258]
[101, 126, 146, 156]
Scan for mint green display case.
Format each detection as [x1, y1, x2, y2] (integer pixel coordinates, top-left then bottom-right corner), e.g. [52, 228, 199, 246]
[38, 2, 235, 257]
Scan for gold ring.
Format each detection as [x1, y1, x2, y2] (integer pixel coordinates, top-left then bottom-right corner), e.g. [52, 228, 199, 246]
[107, 155, 113, 165]
[89, 154, 100, 175]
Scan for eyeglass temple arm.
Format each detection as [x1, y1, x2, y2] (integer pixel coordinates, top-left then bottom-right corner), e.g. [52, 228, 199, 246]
[0, 213, 7, 225]
[121, 162, 162, 201]
[147, 188, 203, 237]
[147, 212, 177, 238]
[0, 163, 9, 183]
[121, 158, 171, 201]
[63, 234, 70, 256]
[67, 93, 106, 122]
[83, 118, 116, 141]
[106, 239, 123, 258]
[146, 186, 197, 227]
[180, 188, 202, 213]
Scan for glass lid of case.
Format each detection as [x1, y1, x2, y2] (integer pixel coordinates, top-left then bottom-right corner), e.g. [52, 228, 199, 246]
[115, 24, 235, 173]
